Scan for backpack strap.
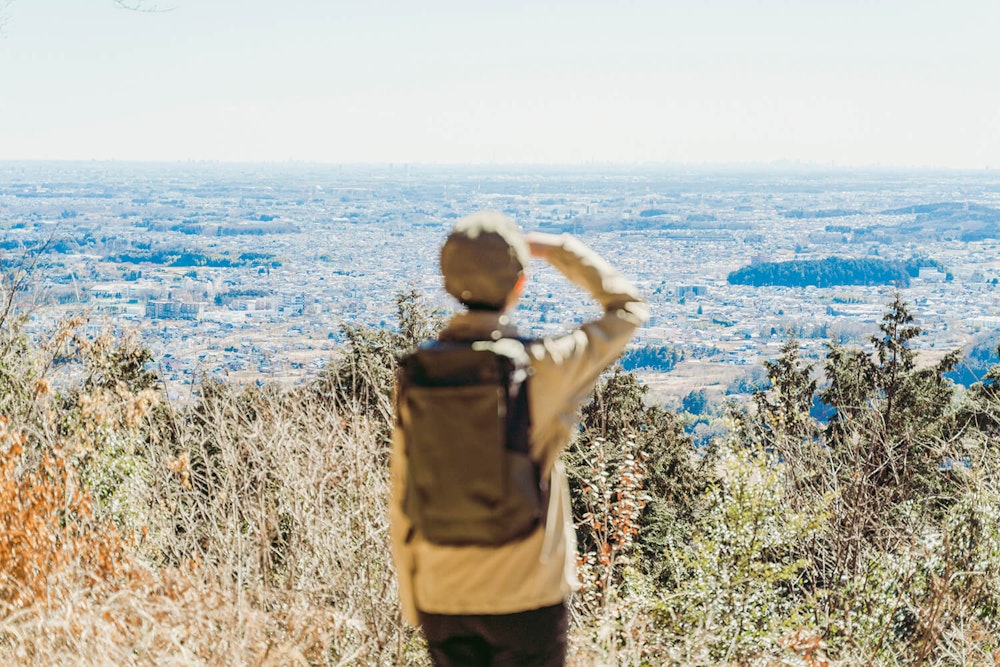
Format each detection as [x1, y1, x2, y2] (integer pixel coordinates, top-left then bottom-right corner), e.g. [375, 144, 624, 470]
[399, 337, 534, 455]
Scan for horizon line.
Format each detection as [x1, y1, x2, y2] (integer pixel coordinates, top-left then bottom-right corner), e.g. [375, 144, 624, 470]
[0, 158, 994, 173]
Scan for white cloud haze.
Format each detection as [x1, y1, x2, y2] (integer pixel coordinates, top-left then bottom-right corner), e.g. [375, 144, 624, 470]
[1, 0, 998, 167]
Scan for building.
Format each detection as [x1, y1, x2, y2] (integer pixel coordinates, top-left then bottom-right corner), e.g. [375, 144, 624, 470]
[146, 299, 204, 320]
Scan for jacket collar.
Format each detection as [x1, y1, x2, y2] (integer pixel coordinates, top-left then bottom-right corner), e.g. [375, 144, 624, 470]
[439, 310, 520, 342]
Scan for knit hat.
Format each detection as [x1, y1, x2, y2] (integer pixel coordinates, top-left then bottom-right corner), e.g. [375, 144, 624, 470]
[440, 211, 528, 310]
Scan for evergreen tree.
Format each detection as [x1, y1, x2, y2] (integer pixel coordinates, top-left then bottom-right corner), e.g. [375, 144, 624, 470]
[571, 367, 710, 584]
[313, 290, 443, 426]
[956, 343, 1000, 436]
[824, 294, 959, 446]
[728, 335, 825, 503]
[820, 295, 961, 546]
[752, 335, 818, 448]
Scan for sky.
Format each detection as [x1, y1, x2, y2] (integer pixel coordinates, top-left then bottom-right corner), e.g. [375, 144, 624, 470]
[0, 0, 998, 167]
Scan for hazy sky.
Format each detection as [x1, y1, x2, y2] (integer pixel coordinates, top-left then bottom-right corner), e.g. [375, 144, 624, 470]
[1, 0, 998, 167]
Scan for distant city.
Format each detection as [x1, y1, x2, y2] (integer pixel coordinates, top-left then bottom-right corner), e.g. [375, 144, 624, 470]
[3, 161, 1000, 405]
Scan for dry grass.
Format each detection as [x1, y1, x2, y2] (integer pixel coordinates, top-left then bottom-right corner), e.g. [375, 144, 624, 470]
[7, 304, 1000, 665]
[0, 387, 428, 665]
[0, 312, 635, 665]
[0, 316, 427, 665]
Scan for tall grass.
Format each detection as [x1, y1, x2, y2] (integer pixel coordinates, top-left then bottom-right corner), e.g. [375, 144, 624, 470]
[6, 297, 1000, 665]
[0, 316, 425, 665]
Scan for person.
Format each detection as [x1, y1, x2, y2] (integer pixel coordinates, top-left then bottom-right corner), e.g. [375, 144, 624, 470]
[390, 211, 649, 666]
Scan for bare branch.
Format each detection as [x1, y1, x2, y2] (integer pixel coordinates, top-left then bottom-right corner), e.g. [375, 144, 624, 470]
[113, 0, 176, 13]
[0, 230, 56, 334]
[0, 0, 14, 36]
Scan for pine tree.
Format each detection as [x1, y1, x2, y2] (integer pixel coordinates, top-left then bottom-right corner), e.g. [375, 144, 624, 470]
[752, 334, 818, 448]
[820, 294, 961, 547]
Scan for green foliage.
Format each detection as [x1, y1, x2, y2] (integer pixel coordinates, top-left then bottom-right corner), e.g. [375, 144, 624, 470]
[579, 367, 647, 444]
[783, 208, 862, 219]
[0, 240, 53, 421]
[727, 256, 941, 288]
[571, 368, 712, 587]
[79, 326, 158, 393]
[749, 335, 819, 450]
[313, 290, 443, 426]
[704, 296, 1000, 663]
[54, 325, 160, 536]
[17, 283, 1000, 664]
[0, 325, 39, 421]
[957, 346, 1000, 434]
[107, 249, 274, 268]
[681, 388, 709, 415]
[656, 442, 826, 663]
[725, 365, 770, 396]
[821, 295, 961, 521]
[949, 335, 1000, 387]
[619, 344, 684, 372]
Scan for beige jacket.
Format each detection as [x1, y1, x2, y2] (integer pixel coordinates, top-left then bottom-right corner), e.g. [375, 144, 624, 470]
[390, 235, 649, 624]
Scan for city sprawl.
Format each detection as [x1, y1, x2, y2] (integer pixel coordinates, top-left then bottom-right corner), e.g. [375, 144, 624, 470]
[3, 161, 1000, 403]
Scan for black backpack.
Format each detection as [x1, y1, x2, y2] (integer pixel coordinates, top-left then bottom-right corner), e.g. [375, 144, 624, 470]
[396, 338, 545, 546]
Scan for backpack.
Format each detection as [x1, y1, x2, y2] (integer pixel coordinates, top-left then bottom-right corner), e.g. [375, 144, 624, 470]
[396, 337, 545, 546]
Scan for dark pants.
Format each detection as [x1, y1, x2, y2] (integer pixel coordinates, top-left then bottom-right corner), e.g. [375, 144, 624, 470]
[418, 602, 567, 667]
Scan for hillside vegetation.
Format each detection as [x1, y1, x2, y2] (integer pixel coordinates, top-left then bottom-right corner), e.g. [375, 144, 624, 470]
[5, 287, 1000, 665]
[728, 256, 942, 288]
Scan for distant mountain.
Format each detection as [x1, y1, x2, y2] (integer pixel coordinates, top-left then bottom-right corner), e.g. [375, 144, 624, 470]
[880, 202, 1000, 241]
[880, 202, 1000, 217]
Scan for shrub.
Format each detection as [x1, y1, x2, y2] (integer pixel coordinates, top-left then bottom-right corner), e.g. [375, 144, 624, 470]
[655, 441, 827, 664]
[14, 287, 1000, 665]
[0, 419, 128, 612]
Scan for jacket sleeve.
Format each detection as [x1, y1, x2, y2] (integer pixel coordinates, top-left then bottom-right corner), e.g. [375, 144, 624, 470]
[527, 235, 650, 469]
[389, 422, 419, 625]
